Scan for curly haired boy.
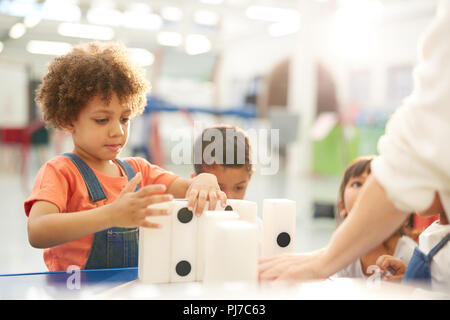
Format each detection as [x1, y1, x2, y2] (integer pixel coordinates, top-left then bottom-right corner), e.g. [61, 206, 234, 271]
[25, 42, 226, 271]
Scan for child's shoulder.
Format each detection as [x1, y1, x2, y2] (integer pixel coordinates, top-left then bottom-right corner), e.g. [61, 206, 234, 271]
[120, 156, 149, 169]
[120, 156, 176, 177]
[39, 155, 78, 173]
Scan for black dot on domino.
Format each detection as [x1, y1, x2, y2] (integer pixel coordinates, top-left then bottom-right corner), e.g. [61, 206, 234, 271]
[175, 260, 191, 277]
[225, 205, 233, 211]
[277, 232, 291, 248]
[177, 207, 193, 223]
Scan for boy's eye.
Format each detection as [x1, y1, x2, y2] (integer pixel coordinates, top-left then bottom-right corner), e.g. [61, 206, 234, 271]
[235, 185, 244, 191]
[121, 117, 130, 123]
[351, 181, 362, 188]
[95, 118, 108, 124]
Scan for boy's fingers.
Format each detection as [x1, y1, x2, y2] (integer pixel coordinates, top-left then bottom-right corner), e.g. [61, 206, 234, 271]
[384, 274, 403, 282]
[145, 208, 171, 217]
[137, 184, 167, 197]
[121, 172, 142, 194]
[196, 190, 208, 216]
[217, 190, 227, 207]
[144, 194, 173, 207]
[140, 219, 162, 229]
[208, 191, 217, 210]
[187, 189, 199, 211]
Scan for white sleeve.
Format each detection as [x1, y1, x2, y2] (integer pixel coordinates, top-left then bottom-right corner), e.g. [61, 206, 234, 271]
[371, 0, 450, 214]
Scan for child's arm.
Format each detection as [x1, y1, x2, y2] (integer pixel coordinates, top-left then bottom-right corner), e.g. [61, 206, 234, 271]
[376, 255, 407, 282]
[27, 173, 173, 249]
[166, 173, 227, 216]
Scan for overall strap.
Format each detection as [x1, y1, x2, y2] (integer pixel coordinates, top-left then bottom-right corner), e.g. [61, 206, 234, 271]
[427, 233, 450, 259]
[62, 153, 107, 203]
[115, 158, 139, 192]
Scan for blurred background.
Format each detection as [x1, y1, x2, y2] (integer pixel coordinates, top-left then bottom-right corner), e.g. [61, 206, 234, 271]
[0, 0, 438, 274]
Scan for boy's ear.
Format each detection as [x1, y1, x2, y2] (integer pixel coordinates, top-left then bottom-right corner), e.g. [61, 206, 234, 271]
[337, 200, 346, 218]
[60, 122, 75, 133]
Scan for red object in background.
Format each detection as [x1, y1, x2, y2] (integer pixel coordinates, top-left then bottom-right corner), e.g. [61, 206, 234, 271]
[413, 214, 440, 232]
[0, 122, 45, 194]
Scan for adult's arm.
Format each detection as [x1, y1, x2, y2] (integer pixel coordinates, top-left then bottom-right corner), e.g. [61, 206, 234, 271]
[259, 176, 409, 281]
[260, 0, 450, 282]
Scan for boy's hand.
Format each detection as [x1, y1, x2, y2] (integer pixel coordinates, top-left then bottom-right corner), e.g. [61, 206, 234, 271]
[109, 172, 173, 228]
[186, 173, 227, 216]
[376, 255, 407, 282]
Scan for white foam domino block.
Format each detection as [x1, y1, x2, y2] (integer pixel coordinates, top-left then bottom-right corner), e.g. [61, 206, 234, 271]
[170, 199, 198, 282]
[262, 199, 296, 258]
[203, 220, 258, 284]
[138, 201, 174, 283]
[196, 210, 240, 281]
[225, 199, 258, 224]
[225, 199, 262, 257]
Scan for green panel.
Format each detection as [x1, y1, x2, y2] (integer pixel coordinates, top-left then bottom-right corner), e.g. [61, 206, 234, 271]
[312, 124, 386, 177]
[357, 125, 385, 157]
[312, 125, 345, 176]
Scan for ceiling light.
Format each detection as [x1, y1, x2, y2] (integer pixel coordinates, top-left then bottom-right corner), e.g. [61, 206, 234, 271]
[193, 10, 220, 26]
[26, 40, 72, 56]
[9, 23, 26, 39]
[185, 34, 211, 55]
[42, 0, 81, 22]
[122, 12, 163, 30]
[129, 48, 155, 67]
[246, 6, 300, 22]
[161, 6, 183, 22]
[200, 0, 224, 4]
[87, 8, 123, 26]
[126, 2, 151, 13]
[157, 32, 183, 47]
[2, 0, 35, 17]
[269, 19, 301, 37]
[57, 23, 115, 40]
[24, 11, 42, 28]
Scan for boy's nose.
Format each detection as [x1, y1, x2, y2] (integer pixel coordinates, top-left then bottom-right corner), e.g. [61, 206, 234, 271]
[109, 121, 125, 136]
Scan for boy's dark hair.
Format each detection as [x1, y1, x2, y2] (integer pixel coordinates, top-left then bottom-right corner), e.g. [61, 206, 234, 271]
[338, 156, 374, 206]
[193, 125, 253, 175]
[35, 41, 150, 129]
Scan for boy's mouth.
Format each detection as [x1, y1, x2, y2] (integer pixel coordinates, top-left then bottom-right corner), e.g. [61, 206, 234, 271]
[105, 144, 121, 152]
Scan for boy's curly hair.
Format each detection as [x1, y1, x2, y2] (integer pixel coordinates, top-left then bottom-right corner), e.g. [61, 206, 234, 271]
[35, 42, 150, 128]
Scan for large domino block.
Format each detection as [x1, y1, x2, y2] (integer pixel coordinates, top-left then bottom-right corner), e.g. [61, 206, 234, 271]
[225, 199, 262, 257]
[261, 199, 296, 258]
[138, 201, 174, 283]
[170, 200, 198, 282]
[203, 220, 258, 284]
[225, 199, 258, 224]
[196, 210, 240, 281]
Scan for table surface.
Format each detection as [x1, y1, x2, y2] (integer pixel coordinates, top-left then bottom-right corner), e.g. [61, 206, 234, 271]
[1, 268, 448, 300]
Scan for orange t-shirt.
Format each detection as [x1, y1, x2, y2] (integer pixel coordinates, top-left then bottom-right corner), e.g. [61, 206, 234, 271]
[24, 156, 178, 271]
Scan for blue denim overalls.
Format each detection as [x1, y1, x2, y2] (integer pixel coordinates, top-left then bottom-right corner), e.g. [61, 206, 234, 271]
[402, 233, 450, 288]
[63, 153, 139, 269]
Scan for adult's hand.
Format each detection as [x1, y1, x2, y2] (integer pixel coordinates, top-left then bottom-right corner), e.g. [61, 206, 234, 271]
[259, 250, 327, 281]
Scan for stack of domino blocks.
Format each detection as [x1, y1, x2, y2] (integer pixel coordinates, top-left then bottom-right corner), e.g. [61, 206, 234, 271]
[138, 198, 296, 284]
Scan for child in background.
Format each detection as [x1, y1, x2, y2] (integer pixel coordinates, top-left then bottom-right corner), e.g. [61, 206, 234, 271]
[25, 42, 226, 272]
[377, 196, 450, 292]
[193, 124, 254, 200]
[332, 156, 417, 279]
[193, 124, 264, 256]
